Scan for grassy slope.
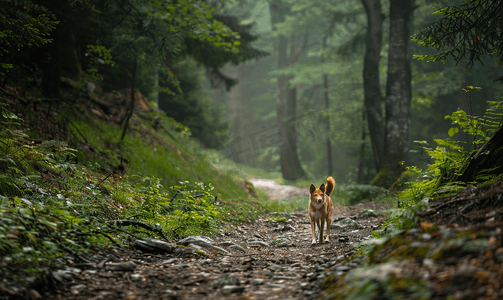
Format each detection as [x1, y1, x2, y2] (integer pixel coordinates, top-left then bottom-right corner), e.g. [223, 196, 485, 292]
[0, 84, 304, 281]
[69, 113, 251, 201]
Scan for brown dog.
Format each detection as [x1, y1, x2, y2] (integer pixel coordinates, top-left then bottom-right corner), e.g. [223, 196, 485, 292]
[309, 176, 335, 244]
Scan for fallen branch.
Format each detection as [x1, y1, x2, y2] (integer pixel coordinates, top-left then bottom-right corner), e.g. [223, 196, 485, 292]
[108, 219, 170, 242]
[106, 224, 143, 240]
[97, 172, 113, 187]
[68, 120, 90, 144]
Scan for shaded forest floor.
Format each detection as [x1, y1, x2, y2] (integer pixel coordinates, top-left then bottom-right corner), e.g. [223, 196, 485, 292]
[32, 180, 503, 300]
[2, 81, 503, 299]
[37, 193, 389, 300]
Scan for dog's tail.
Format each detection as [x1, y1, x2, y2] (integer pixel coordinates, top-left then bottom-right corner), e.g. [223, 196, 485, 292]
[326, 176, 335, 196]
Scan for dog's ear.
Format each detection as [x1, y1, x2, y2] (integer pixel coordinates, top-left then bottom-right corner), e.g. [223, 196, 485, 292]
[309, 184, 316, 194]
[320, 183, 325, 193]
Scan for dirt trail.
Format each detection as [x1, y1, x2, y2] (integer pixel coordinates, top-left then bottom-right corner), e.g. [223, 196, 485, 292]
[40, 181, 389, 300]
[247, 178, 306, 200]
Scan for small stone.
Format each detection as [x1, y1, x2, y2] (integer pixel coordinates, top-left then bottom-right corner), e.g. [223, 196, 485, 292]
[253, 233, 265, 239]
[217, 241, 235, 247]
[420, 233, 431, 240]
[267, 264, 282, 272]
[29, 289, 42, 300]
[338, 236, 349, 242]
[70, 284, 87, 293]
[52, 270, 73, 281]
[211, 274, 240, 288]
[273, 276, 297, 280]
[251, 278, 265, 285]
[106, 261, 137, 271]
[359, 209, 377, 217]
[130, 274, 144, 281]
[134, 238, 176, 254]
[266, 283, 286, 288]
[229, 245, 246, 253]
[221, 285, 245, 295]
[248, 241, 269, 247]
[177, 236, 229, 255]
[161, 258, 178, 265]
[335, 218, 361, 229]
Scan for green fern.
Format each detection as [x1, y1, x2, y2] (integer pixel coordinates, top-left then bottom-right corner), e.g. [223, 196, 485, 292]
[401, 90, 503, 205]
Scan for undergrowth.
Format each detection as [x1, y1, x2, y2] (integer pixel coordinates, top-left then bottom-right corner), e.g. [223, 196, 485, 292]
[376, 87, 503, 234]
[0, 99, 281, 279]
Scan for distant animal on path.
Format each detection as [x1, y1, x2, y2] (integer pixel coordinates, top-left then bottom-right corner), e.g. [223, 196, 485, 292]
[308, 176, 335, 244]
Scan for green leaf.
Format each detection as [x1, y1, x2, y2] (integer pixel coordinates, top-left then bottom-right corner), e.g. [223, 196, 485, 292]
[448, 127, 459, 137]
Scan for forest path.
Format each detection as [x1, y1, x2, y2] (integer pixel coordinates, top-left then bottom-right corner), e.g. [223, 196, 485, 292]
[247, 177, 307, 200]
[43, 182, 389, 300]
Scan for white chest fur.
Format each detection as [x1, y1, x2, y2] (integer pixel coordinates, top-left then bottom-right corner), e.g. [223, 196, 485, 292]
[309, 199, 323, 219]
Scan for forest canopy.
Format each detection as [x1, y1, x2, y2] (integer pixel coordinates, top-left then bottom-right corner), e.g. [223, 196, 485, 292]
[0, 0, 267, 148]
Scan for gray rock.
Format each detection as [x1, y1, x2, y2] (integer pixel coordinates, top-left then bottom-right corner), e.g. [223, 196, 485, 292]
[177, 236, 229, 255]
[267, 283, 286, 288]
[211, 274, 240, 288]
[130, 274, 144, 281]
[248, 241, 269, 247]
[274, 224, 296, 231]
[420, 233, 431, 240]
[217, 241, 235, 247]
[134, 238, 176, 253]
[105, 261, 137, 271]
[52, 270, 73, 281]
[70, 284, 87, 293]
[161, 258, 178, 265]
[251, 278, 265, 285]
[253, 233, 265, 239]
[273, 276, 297, 280]
[359, 209, 377, 217]
[268, 236, 296, 247]
[178, 235, 215, 245]
[221, 285, 245, 295]
[338, 236, 349, 242]
[335, 218, 361, 229]
[248, 238, 264, 243]
[267, 264, 282, 272]
[229, 245, 246, 253]
[189, 243, 204, 250]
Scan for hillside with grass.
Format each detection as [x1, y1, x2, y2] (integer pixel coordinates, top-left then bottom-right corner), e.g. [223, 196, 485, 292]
[0, 81, 311, 283]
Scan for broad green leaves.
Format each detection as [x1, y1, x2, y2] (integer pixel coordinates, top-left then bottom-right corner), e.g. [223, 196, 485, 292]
[444, 87, 503, 145]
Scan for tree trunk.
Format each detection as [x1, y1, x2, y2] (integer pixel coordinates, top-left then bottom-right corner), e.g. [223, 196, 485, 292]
[270, 0, 306, 180]
[357, 109, 367, 183]
[324, 73, 333, 176]
[120, 58, 137, 142]
[383, 0, 414, 178]
[458, 125, 503, 183]
[321, 30, 333, 177]
[361, 0, 385, 174]
[42, 22, 62, 98]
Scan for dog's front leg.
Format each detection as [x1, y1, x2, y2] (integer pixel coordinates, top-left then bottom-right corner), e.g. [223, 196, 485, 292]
[325, 215, 331, 242]
[310, 217, 317, 245]
[318, 217, 325, 244]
